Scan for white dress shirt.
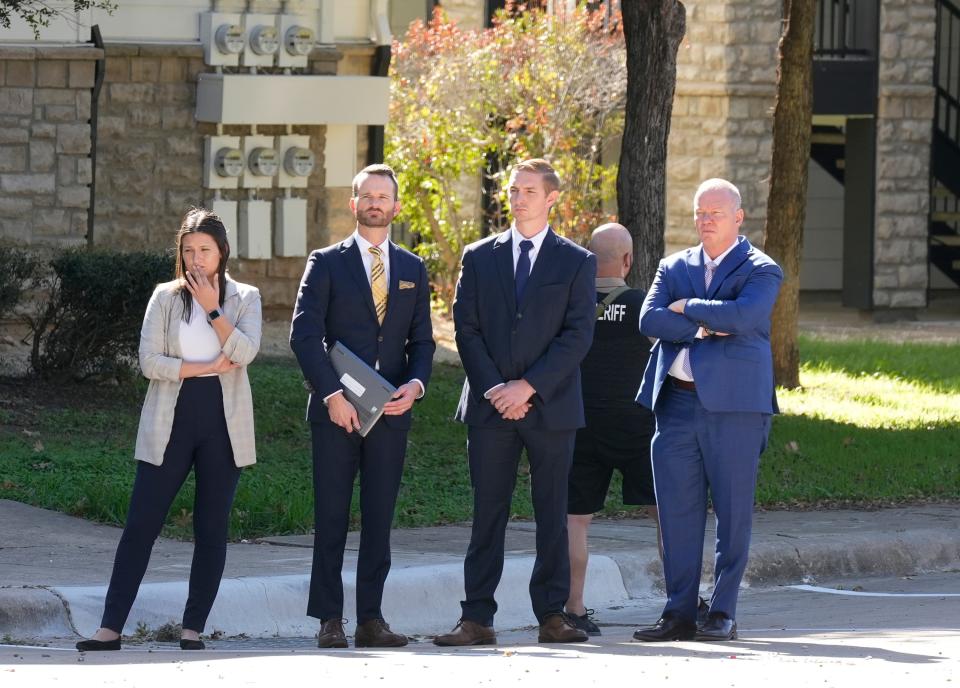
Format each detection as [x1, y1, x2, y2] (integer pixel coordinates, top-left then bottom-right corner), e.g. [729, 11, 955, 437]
[668, 240, 739, 382]
[510, 223, 550, 276]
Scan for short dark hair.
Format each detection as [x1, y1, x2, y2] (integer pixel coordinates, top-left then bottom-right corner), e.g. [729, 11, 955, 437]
[352, 164, 399, 199]
[509, 158, 561, 193]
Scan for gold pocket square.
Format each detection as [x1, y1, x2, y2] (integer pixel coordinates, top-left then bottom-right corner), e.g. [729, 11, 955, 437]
[399, 280, 416, 290]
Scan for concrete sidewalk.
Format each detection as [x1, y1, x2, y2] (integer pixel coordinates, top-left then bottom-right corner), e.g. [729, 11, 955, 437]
[2, 499, 958, 641]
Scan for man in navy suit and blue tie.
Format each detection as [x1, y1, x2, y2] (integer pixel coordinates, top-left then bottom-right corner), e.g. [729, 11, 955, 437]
[632, 178, 782, 643]
[290, 164, 435, 649]
[434, 158, 597, 646]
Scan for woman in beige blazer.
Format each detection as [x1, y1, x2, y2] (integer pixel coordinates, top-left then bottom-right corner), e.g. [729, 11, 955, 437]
[76, 208, 261, 652]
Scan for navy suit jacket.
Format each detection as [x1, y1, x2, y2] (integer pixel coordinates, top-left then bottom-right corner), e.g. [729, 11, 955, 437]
[290, 235, 435, 430]
[453, 229, 597, 430]
[637, 236, 783, 415]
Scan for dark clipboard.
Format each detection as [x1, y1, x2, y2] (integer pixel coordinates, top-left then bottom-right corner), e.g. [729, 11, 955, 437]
[328, 341, 397, 437]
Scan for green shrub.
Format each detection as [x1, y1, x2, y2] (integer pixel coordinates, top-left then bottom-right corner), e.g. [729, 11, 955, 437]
[0, 245, 42, 322]
[28, 249, 174, 380]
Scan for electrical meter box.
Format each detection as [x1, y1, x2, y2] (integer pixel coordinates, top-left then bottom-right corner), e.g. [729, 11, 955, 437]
[277, 135, 313, 188]
[274, 197, 308, 257]
[238, 200, 272, 260]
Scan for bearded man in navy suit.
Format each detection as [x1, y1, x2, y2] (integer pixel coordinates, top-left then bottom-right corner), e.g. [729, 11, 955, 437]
[434, 158, 597, 646]
[633, 178, 782, 643]
[291, 164, 435, 649]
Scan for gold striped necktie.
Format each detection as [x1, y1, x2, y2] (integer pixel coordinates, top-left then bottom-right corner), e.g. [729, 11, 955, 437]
[369, 245, 388, 324]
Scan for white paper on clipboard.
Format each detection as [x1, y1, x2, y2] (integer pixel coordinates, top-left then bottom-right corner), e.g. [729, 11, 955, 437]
[339, 372, 366, 397]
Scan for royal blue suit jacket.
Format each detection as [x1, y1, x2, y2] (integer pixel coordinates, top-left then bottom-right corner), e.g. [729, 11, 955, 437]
[637, 236, 783, 414]
[453, 229, 597, 430]
[290, 235, 435, 430]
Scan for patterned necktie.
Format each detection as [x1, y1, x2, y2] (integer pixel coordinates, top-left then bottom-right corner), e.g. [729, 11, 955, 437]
[678, 261, 718, 379]
[515, 239, 534, 303]
[369, 246, 388, 325]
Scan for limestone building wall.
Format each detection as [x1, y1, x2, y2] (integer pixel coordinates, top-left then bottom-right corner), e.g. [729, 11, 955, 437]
[0, 40, 375, 315]
[0, 46, 101, 247]
[872, 0, 937, 309]
[666, 0, 779, 254]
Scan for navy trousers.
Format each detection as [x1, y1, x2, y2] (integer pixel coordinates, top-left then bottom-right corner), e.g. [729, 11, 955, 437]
[651, 383, 770, 622]
[101, 377, 241, 634]
[460, 426, 576, 626]
[307, 418, 408, 624]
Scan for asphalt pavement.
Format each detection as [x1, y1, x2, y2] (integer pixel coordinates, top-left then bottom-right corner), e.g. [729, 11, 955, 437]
[1, 498, 958, 642]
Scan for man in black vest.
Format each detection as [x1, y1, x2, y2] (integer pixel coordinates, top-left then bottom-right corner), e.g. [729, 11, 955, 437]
[564, 223, 658, 636]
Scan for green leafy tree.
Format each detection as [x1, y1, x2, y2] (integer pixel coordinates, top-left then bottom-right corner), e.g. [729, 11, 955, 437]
[387, 5, 626, 310]
[0, 0, 116, 39]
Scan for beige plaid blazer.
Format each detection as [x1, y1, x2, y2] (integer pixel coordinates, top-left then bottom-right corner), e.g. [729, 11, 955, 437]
[134, 276, 262, 467]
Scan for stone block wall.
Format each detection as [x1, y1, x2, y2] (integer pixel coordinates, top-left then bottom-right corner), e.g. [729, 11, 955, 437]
[0, 46, 102, 246]
[873, 0, 937, 309]
[0, 37, 370, 316]
[666, 0, 779, 254]
[87, 43, 347, 315]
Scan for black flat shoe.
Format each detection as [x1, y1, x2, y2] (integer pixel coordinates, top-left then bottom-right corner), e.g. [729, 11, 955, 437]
[632, 613, 697, 642]
[180, 639, 205, 650]
[695, 613, 737, 641]
[76, 638, 121, 652]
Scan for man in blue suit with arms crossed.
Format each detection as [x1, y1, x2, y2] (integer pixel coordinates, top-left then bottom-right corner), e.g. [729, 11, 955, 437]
[435, 158, 597, 646]
[290, 164, 435, 649]
[633, 178, 782, 643]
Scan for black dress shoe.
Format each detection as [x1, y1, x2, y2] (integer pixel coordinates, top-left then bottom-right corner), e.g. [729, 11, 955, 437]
[632, 613, 696, 642]
[695, 612, 737, 641]
[180, 639, 205, 650]
[76, 638, 121, 652]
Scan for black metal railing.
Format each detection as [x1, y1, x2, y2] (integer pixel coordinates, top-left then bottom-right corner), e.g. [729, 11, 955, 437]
[935, 0, 960, 147]
[931, 0, 960, 287]
[814, 0, 876, 58]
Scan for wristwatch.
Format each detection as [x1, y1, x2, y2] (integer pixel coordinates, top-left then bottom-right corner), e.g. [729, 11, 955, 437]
[208, 308, 222, 322]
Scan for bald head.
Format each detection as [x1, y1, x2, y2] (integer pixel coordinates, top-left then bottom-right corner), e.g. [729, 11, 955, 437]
[587, 223, 633, 278]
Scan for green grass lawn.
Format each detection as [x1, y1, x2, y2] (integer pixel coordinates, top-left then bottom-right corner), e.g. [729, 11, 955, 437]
[0, 335, 957, 539]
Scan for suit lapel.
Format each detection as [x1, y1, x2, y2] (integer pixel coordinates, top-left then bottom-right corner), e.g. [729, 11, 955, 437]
[493, 231, 517, 313]
[685, 247, 706, 299]
[518, 228, 557, 310]
[706, 237, 750, 299]
[340, 237, 378, 322]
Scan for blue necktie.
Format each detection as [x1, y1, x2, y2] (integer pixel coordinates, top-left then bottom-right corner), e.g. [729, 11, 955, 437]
[515, 239, 534, 303]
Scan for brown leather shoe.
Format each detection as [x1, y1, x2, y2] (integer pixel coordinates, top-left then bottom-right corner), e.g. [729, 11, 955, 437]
[538, 613, 589, 643]
[317, 618, 348, 648]
[354, 619, 408, 648]
[433, 619, 496, 646]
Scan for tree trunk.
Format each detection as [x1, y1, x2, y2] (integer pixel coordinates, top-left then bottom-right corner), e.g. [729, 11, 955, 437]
[763, 0, 815, 390]
[617, 0, 686, 292]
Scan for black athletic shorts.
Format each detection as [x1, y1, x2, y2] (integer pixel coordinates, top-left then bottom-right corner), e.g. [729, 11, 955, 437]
[567, 408, 656, 514]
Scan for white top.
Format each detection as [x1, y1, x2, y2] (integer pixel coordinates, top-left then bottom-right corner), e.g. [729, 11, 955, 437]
[510, 224, 550, 275]
[354, 230, 390, 287]
[178, 297, 221, 376]
[667, 240, 740, 381]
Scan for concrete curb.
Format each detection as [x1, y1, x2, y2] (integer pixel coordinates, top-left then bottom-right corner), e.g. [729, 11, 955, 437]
[51, 556, 631, 639]
[0, 587, 76, 639]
